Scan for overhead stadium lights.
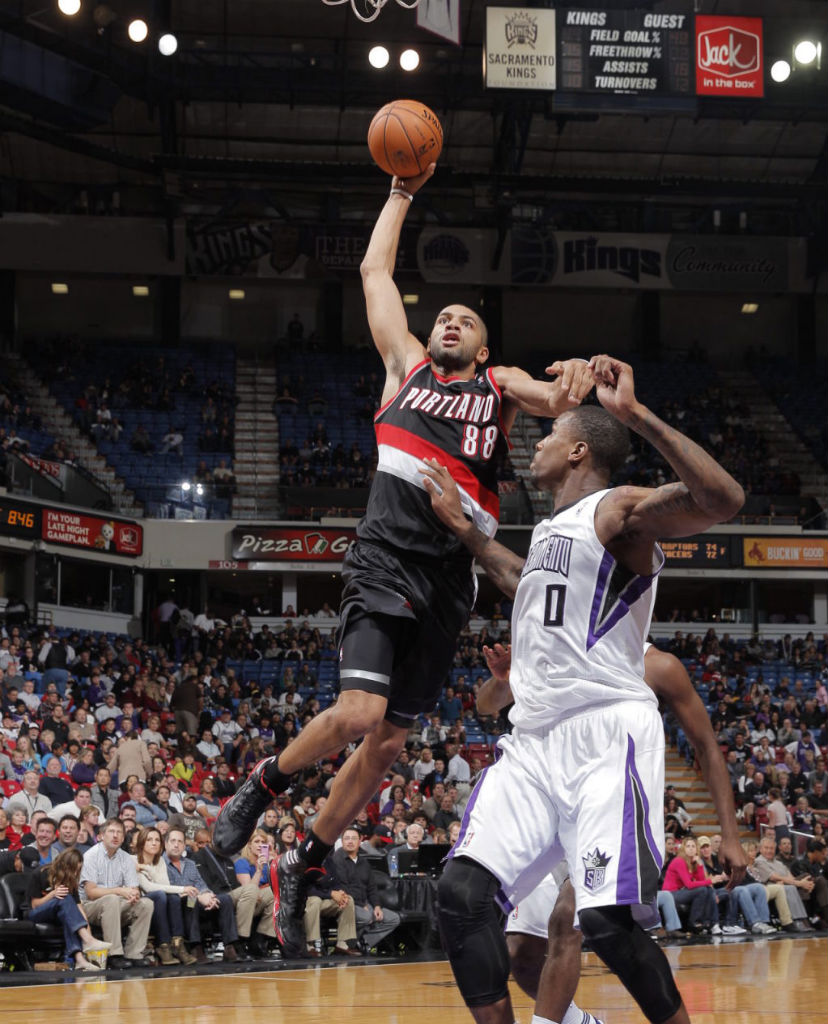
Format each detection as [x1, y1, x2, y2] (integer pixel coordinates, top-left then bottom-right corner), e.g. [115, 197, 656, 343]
[127, 18, 148, 42]
[793, 40, 818, 65]
[158, 33, 178, 56]
[58, 0, 81, 15]
[368, 45, 390, 69]
[400, 48, 420, 71]
[770, 59, 791, 83]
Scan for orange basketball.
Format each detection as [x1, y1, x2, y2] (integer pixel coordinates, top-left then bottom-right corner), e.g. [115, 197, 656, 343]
[367, 99, 443, 178]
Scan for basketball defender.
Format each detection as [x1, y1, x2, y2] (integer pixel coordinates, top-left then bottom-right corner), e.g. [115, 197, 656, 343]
[214, 162, 596, 955]
[477, 643, 747, 1022]
[421, 357, 744, 1024]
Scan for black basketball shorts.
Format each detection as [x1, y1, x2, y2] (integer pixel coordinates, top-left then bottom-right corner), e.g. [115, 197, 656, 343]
[337, 540, 475, 729]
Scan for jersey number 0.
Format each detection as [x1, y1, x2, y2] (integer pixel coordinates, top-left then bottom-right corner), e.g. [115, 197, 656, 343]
[543, 584, 566, 627]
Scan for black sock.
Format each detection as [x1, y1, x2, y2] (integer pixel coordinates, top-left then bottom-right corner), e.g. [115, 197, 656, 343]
[261, 756, 292, 795]
[300, 829, 333, 869]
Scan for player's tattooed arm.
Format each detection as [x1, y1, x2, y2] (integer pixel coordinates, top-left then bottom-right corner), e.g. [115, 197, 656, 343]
[420, 459, 525, 598]
[592, 356, 744, 539]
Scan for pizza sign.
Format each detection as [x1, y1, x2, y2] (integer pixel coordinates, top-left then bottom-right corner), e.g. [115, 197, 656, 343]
[695, 16, 763, 97]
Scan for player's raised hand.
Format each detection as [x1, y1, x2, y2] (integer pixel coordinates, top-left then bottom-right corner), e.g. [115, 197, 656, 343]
[482, 643, 511, 681]
[420, 458, 468, 533]
[391, 162, 436, 197]
[545, 359, 595, 405]
[591, 356, 641, 424]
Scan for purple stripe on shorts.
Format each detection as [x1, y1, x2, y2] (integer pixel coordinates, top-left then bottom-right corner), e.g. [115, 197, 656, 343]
[616, 734, 663, 905]
[446, 763, 491, 861]
[616, 736, 640, 904]
[627, 742, 662, 875]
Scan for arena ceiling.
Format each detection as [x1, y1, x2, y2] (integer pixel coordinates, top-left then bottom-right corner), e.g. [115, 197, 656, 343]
[0, 0, 826, 235]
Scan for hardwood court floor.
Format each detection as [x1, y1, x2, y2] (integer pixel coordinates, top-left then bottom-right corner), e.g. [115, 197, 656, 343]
[1, 937, 825, 1023]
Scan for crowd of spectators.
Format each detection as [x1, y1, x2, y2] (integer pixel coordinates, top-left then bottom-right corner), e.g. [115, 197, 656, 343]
[1, 607, 827, 968]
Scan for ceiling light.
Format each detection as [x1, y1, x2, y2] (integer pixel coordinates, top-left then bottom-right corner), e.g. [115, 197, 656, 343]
[127, 18, 148, 43]
[132, 285, 149, 297]
[158, 33, 178, 56]
[368, 46, 390, 69]
[181, 481, 191, 492]
[793, 40, 818, 65]
[400, 49, 420, 72]
[402, 294, 419, 305]
[770, 59, 791, 83]
[51, 282, 69, 295]
[229, 289, 245, 300]
[58, 0, 81, 15]
[741, 303, 759, 314]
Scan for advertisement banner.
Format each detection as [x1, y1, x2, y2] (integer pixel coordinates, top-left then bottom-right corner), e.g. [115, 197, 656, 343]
[18, 453, 67, 487]
[485, 7, 557, 90]
[695, 15, 764, 98]
[42, 510, 143, 557]
[417, 227, 510, 284]
[666, 235, 788, 292]
[742, 537, 828, 569]
[186, 222, 418, 277]
[557, 8, 691, 96]
[231, 526, 356, 562]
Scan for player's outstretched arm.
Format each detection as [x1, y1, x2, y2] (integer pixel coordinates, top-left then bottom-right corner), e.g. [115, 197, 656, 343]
[492, 361, 595, 426]
[644, 647, 747, 889]
[420, 458, 525, 598]
[360, 164, 435, 380]
[593, 357, 744, 540]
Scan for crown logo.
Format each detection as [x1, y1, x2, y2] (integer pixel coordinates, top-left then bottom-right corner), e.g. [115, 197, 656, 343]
[505, 13, 537, 48]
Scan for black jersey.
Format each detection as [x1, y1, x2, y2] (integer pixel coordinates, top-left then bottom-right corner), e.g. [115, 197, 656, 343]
[358, 360, 509, 562]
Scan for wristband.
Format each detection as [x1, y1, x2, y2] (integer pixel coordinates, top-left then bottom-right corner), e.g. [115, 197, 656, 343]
[390, 187, 413, 202]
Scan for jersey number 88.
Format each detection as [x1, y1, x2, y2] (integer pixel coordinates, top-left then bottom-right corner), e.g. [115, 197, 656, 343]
[462, 424, 498, 460]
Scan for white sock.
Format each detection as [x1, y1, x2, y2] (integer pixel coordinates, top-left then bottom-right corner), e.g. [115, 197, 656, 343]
[531, 1015, 559, 1024]
[562, 1005, 600, 1024]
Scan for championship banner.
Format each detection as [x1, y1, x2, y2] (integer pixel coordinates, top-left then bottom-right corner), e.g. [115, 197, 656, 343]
[42, 509, 143, 557]
[696, 15, 764, 98]
[557, 8, 691, 96]
[743, 537, 828, 569]
[231, 526, 356, 562]
[485, 7, 557, 90]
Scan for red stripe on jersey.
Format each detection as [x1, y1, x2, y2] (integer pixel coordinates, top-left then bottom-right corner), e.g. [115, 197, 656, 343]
[374, 359, 430, 421]
[376, 423, 500, 520]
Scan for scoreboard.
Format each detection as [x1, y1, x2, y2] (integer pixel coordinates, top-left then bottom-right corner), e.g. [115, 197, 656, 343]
[557, 8, 692, 96]
[661, 536, 732, 569]
[0, 497, 41, 540]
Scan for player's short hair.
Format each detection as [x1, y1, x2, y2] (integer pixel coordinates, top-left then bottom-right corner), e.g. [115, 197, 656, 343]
[565, 405, 630, 477]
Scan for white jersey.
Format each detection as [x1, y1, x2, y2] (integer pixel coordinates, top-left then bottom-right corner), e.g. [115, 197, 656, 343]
[509, 488, 663, 730]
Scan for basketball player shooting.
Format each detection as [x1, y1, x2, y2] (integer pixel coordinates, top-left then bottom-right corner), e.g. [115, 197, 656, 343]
[420, 356, 744, 1024]
[214, 159, 599, 957]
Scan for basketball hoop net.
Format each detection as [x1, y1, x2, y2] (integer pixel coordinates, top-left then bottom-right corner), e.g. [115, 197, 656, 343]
[321, 0, 421, 25]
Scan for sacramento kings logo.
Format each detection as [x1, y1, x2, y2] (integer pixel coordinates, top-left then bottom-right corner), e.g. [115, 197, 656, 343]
[505, 12, 537, 48]
[582, 848, 612, 890]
